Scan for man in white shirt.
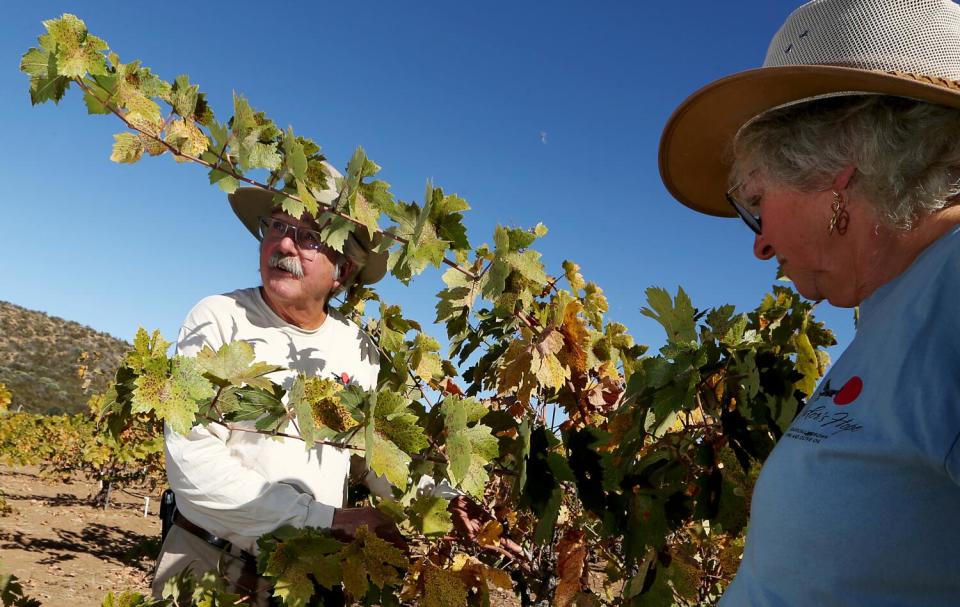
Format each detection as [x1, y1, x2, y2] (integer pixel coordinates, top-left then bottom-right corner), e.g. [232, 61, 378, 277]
[151, 163, 397, 603]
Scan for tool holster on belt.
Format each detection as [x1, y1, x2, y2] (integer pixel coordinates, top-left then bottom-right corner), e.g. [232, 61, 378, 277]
[159, 489, 177, 544]
[161, 492, 262, 597]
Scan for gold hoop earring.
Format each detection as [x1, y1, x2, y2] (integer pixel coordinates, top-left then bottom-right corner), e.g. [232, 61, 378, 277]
[829, 190, 849, 235]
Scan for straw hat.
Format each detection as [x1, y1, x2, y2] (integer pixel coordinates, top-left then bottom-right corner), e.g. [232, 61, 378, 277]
[659, 0, 960, 217]
[228, 162, 389, 285]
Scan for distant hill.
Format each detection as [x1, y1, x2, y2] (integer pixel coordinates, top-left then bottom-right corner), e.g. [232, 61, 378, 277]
[0, 301, 130, 415]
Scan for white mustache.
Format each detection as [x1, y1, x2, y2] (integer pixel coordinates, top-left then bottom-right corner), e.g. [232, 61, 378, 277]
[268, 253, 304, 279]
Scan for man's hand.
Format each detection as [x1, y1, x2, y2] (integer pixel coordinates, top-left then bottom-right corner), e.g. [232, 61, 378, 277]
[448, 496, 524, 559]
[331, 506, 406, 550]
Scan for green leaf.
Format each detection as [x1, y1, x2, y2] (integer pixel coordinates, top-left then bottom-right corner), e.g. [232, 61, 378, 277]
[641, 286, 698, 343]
[374, 390, 428, 454]
[368, 431, 411, 489]
[225, 385, 287, 427]
[285, 129, 308, 180]
[288, 376, 315, 448]
[318, 215, 354, 253]
[20, 47, 49, 77]
[276, 190, 305, 219]
[442, 398, 498, 498]
[409, 495, 453, 537]
[295, 180, 318, 218]
[81, 75, 116, 114]
[195, 340, 283, 390]
[28, 73, 70, 105]
[208, 167, 239, 194]
[383, 195, 450, 282]
[533, 487, 562, 545]
[258, 525, 344, 607]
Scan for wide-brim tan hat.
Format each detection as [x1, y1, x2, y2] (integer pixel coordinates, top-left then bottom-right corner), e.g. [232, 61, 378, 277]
[228, 162, 389, 285]
[659, 0, 960, 217]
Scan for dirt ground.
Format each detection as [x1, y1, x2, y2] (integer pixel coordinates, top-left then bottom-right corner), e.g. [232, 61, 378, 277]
[0, 465, 159, 606]
[0, 466, 532, 607]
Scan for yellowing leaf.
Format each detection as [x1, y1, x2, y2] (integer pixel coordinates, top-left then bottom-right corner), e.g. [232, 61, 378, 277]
[339, 525, 407, 600]
[558, 301, 590, 378]
[304, 377, 355, 432]
[410, 332, 443, 381]
[110, 132, 143, 163]
[0, 383, 11, 412]
[497, 328, 569, 403]
[132, 356, 214, 435]
[422, 565, 468, 607]
[476, 519, 503, 548]
[124, 93, 163, 127]
[450, 554, 514, 601]
[553, 529, 587, 607]
[42, 14, 108, 78]
[793, 332, 819, 397]
[165, 118, 209, 161]
[563, 260, 586, 293]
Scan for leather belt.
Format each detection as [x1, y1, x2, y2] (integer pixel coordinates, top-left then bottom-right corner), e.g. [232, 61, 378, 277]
[173, 511, 257, 565]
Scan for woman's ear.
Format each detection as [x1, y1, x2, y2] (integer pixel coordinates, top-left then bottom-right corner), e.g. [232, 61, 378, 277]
[834, 164, 857, 192]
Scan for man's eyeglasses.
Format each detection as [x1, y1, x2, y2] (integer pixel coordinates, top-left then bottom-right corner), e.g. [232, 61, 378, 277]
[725, 179, 762, 235]
[258, 217, 332, 259]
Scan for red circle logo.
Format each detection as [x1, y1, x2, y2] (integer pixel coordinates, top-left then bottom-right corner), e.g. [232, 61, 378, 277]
[833, 376, 863, 406]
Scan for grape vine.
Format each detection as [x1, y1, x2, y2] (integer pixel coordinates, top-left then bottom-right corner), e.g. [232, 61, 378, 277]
[19, 14, 836, 606]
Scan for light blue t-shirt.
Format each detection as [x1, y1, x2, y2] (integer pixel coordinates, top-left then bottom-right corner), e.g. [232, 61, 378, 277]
[722, 227, 960, 606]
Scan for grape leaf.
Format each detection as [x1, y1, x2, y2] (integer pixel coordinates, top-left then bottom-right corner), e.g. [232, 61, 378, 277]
[257, 525, 344, 607]
[409, 332, 443, 382]
[442, 397, 498, 497]
[422, 565, 468, 607]
[132, 356, 214, 435]
[792, 331, 819, 397]
[497, 327, 569, 403]
[110, 133, 144, 164]
[554, 529, 587, 607]
[374, 390, 428, 454]
[165, 118, 209, 161]
[338, 525, 407, 600]
[368, 432, 411, 489]
[195, 340, 282, 390]
[42, 14, 109, 78]
[170, 74, 199, 118]
[409, 495, 453, 537]
[641, 286, 698, 344]
[304, 377, 355, 433]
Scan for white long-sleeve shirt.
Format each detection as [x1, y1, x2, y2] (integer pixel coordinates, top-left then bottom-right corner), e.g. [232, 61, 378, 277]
[165, 287, 379, 553]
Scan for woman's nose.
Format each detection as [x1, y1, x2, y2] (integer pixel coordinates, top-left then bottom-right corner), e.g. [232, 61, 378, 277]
[753, 233, 775, 260]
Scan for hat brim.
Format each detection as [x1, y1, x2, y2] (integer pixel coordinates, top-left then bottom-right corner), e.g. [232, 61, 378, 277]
[227, 188, 389, 285]
[659, 65, 960, 217]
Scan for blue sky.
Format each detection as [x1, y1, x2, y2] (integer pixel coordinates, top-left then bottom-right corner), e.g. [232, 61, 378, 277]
[0, 1, 857, 357]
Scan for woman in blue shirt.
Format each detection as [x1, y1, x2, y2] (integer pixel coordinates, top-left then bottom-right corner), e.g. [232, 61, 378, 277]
[659, 1, 960, 604]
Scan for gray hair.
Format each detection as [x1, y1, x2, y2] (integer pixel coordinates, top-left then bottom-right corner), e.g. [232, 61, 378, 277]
[731, 95, 960, 230]
[337, 234, 368, 294]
